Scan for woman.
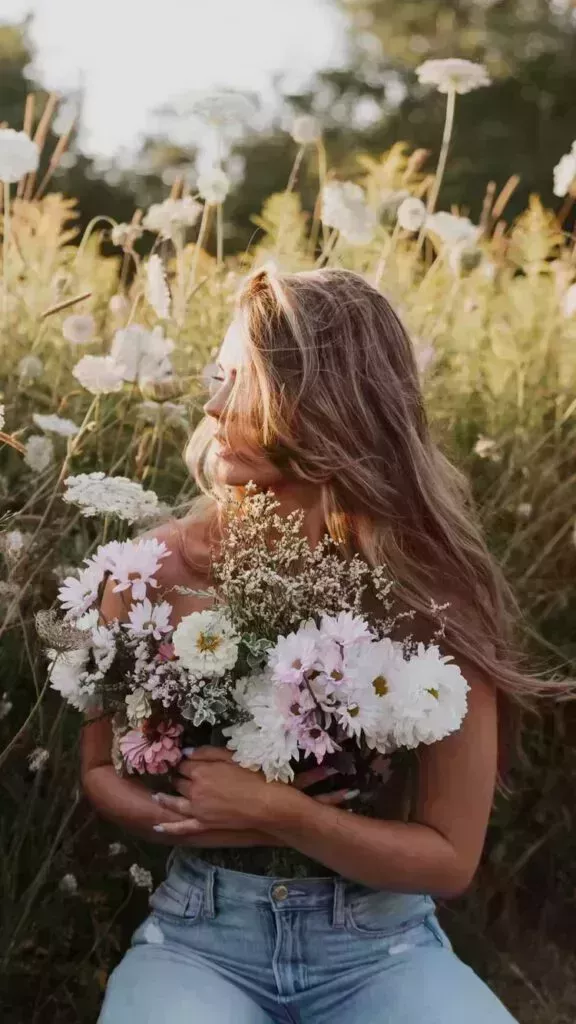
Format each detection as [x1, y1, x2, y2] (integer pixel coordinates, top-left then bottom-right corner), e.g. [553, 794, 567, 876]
[88, 267, 522, 1022]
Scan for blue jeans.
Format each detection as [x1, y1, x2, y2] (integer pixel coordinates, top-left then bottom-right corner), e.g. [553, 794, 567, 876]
[99, 850, 517, 1023]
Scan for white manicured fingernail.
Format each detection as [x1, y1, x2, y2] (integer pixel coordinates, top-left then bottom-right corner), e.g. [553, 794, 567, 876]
[153, 825, 165, 832]
[182, 747, 196, 756]
[151, 793, 164, 803]
[344, 789, 360, 800]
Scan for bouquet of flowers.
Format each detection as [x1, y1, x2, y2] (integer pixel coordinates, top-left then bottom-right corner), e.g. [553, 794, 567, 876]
[37, 490, 469, 783]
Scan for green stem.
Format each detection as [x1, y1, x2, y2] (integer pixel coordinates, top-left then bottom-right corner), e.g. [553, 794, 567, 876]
[188, 203, 211, 298]
[417, 87, 457, 251]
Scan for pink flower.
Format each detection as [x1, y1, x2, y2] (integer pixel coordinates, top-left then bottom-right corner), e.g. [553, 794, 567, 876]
[119, 721, 184, 775]
[158, 642, 176, 661]
[268, 624, 320, 685]
[299, 724, 339, 763]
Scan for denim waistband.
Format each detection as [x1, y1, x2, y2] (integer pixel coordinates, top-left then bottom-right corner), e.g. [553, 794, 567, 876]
[171, 850, 434, 927]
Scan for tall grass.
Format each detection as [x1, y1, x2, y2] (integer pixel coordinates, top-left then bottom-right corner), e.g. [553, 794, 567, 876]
[1, 104, 575, 1022]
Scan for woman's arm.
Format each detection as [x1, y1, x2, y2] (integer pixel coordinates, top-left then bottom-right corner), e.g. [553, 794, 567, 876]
[159, 663, 498, 896]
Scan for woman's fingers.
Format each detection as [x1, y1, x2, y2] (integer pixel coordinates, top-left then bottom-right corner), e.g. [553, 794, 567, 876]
[152, 792, 194, 817]
[314, 788, 361, 806]
[153, 818, 206, 835]
[293, 765, 338, 791]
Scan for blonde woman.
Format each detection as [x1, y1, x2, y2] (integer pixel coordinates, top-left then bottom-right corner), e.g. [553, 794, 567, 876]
[90, 268, 521, 1022]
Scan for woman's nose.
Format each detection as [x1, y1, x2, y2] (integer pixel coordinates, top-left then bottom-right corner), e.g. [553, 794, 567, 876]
[203, 393, 222, 420]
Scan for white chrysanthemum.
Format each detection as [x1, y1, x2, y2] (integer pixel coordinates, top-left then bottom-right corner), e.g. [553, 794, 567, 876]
[126, 598, 172, 640]
[48, 647, 92, 710]
[320, 611, 373, 647]
[321, 181, 377, 245]
[561, 282, 576, 317]
[18, 355, 44, 383]
[110, 324, 174, 385]
[143, 197, 202, 239]
[197, 166, 231, 204]
[63, 314, 96, 346]
[416, 58, 491, 95]
[385, 644, 470, 750]
[267, 622, 321, 685]
[72, 355, 124, 395]
[146, 255, 171, 320]
[173, 609, 239, 678]
[28, 746, 49, 773]
[0, 128, 39, 182]
[224, 674, 301, 782]
[553, 142, 576, 198]
[24, 435, 54, 473]
[129, 863, 153, 890]
[426, 212, 480, 248]
[63, 473, 160, 523]
[58, 564, 103, 618]
[340, 636, 407, 746]
[91, 537, 170, 601]
[291, 114, 321, 145]
[32, 413, 79, 437]
[125, 687, 152, 727]
[397, 196, 427, 232]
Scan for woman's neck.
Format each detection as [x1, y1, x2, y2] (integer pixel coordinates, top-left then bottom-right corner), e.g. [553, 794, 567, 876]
[251, 480, 326, 548]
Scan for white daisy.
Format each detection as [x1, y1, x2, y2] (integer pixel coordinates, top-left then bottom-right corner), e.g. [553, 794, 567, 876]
[58, 564, 103, 618]
[126, 598, 172, 640]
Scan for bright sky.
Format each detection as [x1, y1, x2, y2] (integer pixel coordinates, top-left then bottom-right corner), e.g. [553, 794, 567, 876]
[2, 0, 346, 158]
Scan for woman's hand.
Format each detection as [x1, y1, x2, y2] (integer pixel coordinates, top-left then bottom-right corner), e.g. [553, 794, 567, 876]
[153, 747, 357, 837]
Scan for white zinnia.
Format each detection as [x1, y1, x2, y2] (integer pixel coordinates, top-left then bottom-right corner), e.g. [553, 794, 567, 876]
[145, 255, 171, 320]
[397, 196, 427, 232]
[426, 211, 480, 248]
[143, 197, 202, 240]
[321, 182, 377, 245]
[48, 647, 92, 710]
[197, 166, 231, 204]
[0, 128, 39, 182]
[24, 435, 54, 473]
[416, 58, 491, 95]
[553, 142, 576, 198]
[32, 413, 79, 437]
[63, 473, 160, 523]
[72, 355, 124, 395]
[110, 325, 174, 385]
[173, 609, 239, 678]
[291, 114, 321, 145]
[63, 314, 96, 346]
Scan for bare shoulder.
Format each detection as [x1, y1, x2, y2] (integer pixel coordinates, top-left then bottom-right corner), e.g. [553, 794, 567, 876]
[141, 507, 220, 591]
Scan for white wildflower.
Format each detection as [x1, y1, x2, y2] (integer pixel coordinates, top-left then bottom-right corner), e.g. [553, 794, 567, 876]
[108, 842, 127, 856]
[473, 436, 500, 460]
[59, 873, 78, 894]
[63, 314, 96, 346]
[0, 128, 39, 182]
[143, 197, 202, 240]
[197, 166, 231, 204]
[416, 58, 491, 95]
[18, 355, 43, 383]
[553, 142, 576, 198]
[426, 212, 480, 248]
[126, 598, 172, 640]
[397, 197, 427, 232]
[173, 609, 239, 678]
[0, 692, 12, 720]
[516, 503, 532, 519]
[125, 687, 152, 727]
[72, 355, 124, 395]
[129, 863, 153, 891]
[32, 413, 79, 437]
[58, 564, 103, 618]
[24, 435, 54, 473]
[63, 473, 160, 523]
[110, 325, 174, 385]
[145, 255, 171, 320]
[111, 222, 143, 248]
[291, 114, 321, 145]
[28, 747, 50, 773]
[48, 648, 92, 710]
[92, 537, 170, 601]
[561, 283, 576, 317]
[321, 182, 377, 245]
[108, 293, 130, 317]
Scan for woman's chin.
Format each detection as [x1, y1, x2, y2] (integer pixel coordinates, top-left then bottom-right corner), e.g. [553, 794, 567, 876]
[214, 455, 283, 489]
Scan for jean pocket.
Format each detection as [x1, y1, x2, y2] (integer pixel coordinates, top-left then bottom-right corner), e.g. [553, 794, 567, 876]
[148, 876, 204, 926]
[345, 892, 435, 940]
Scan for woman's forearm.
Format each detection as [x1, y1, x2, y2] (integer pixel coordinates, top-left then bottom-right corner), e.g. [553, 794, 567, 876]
[266, 791, 471, 897]
[83, 764, 278, 849]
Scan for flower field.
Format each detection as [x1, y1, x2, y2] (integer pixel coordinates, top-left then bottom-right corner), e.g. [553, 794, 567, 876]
[1, 73, 576, 1020]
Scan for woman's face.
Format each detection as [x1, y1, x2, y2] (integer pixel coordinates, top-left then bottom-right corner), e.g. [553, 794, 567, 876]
[203, 318, 285, 488]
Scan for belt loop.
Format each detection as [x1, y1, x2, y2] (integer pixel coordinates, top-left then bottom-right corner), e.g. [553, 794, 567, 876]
[202, 865, 216, 919]
[332, 877, 346, 929]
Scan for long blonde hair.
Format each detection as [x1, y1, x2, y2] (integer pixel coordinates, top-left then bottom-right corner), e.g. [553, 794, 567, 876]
[187, 266, 546, 714]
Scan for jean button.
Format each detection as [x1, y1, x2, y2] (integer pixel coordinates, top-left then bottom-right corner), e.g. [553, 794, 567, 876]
[272, 884, 289, 902]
